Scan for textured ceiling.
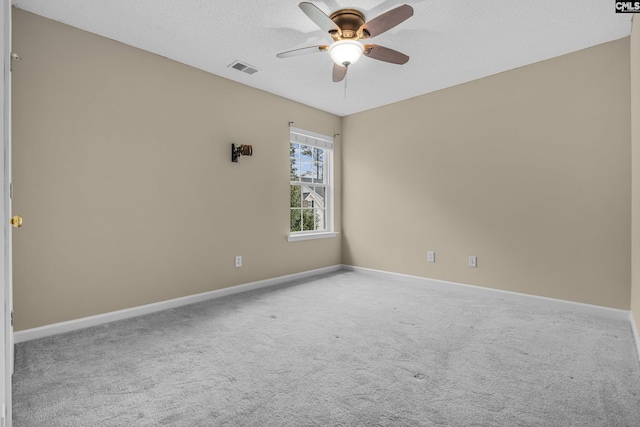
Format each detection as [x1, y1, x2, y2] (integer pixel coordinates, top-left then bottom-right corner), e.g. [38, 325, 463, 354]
[11, 0, 633, 117]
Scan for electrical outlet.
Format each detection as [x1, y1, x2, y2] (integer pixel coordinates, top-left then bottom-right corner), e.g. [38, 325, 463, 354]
[469, 256, 477, 268]
[427, 251, 435, 263]
[235, 255, 242, 268]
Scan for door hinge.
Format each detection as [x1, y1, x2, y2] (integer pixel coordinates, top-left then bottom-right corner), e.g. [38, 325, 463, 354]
[9, 182, 12, 200]
[10, 310, 13, 328]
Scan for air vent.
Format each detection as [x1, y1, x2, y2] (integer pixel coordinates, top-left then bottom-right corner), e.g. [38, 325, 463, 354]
[228, 61, 258, 75]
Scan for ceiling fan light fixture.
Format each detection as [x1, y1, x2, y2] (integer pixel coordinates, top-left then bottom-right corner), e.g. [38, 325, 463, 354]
[328, 40, 364, 66]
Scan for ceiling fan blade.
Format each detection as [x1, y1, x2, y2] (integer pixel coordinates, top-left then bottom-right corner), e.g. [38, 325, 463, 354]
[364, 44, 409, 64]
[299, 2, 341, 36]
[333, 63, 347, 82]
[359, 4, 413, 38]
[276, 45, 329, 58]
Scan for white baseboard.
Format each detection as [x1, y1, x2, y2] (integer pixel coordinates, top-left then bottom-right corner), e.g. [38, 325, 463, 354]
[342, 265, 631, 322]
[631, 312, 640, 362]
[15, 265, 343, 343]
[16, 263, 638, 355]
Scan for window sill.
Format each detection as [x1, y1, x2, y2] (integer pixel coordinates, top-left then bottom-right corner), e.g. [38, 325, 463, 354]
[287, 232, 338, 242]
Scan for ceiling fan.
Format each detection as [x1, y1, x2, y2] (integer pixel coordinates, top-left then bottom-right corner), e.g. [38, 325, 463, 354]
[276, 2, 413, 82]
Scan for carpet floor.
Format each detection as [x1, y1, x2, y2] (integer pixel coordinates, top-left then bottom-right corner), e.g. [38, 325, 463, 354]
[12, 271, 640, 426]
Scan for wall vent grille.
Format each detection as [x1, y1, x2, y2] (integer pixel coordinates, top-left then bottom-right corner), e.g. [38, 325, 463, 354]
[228, 61, 258, 75]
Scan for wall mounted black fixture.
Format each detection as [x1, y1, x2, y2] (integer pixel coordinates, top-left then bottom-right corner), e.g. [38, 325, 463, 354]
[231, 144, 253, 163]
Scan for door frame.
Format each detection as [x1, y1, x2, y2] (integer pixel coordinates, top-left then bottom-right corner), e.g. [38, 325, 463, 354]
[1, 0, 11, 425]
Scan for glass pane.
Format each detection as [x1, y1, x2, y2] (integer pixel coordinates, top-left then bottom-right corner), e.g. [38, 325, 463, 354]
[302, 209, 315, 231]
[299, 162, 313, 182]
[290, 139, 330, 234]
[312, 163, 324, 183]
[307, 187, 313, 207]
[312, 187, 325, 208]
[305, 187, 318, 209]
[290, 209, 301, 232]
[290, 185, 301, 208]
[313, 148, 324, 163]
[290, 143, 300, 159]
[290, 159, 299, 181]
[315, 208, 326, 231]
[300, 145, 313, 161]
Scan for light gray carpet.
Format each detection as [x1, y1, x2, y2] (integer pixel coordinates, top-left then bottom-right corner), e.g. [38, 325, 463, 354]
[12, 271, 640, 426]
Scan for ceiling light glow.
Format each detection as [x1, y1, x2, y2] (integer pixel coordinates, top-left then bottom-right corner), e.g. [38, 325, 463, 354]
[328, 40, 364, 66]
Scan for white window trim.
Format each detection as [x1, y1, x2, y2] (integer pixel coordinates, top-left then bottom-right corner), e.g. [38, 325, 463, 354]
[290, 127, 333, 150]
[288, 127, 335, 241]
[287, 231, 338, 242]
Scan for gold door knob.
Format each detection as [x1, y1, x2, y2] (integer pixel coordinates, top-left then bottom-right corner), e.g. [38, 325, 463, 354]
[10, 215, 22, 228]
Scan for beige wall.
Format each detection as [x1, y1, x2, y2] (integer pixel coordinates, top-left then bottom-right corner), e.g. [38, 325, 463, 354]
[632, 16, 640, 329]
[12, 8, 636, 331]
[342, 38, 631, 309]
[11, 9, 342, 330]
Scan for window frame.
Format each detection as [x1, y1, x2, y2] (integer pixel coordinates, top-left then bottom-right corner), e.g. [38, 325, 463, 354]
[288, 127, 336, 242]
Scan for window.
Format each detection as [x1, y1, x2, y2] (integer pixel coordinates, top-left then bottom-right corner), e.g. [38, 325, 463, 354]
[289, 127, 335, 241]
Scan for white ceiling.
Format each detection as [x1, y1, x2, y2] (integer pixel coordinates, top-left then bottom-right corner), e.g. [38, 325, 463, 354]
[11, 1, 633, 117]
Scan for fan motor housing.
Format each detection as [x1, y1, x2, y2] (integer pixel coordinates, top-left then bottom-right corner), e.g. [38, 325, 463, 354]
[330, 9, 365, 40]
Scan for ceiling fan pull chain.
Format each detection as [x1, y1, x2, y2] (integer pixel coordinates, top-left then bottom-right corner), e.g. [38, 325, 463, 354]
[344, 68, 348, 100]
